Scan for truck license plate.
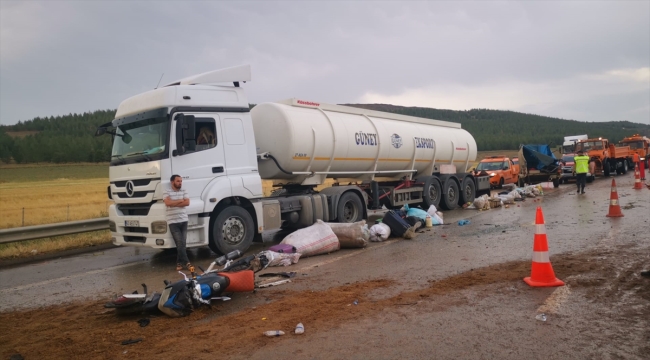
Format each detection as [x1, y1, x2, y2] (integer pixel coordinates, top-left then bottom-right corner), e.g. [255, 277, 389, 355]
[125, 220, 139, 227]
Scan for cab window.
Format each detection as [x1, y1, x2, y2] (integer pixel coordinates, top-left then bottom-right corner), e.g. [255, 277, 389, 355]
[183, 118, 217, 153]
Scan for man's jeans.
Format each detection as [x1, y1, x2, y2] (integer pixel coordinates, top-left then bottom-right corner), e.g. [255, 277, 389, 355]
[169, 222, 189, 264]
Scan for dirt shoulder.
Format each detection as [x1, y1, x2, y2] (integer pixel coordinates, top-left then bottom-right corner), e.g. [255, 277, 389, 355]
[2, 244, 648, 360]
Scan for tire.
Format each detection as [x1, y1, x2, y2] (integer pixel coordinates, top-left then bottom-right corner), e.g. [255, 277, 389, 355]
[587, 175, 594, 183]
[552, 179, 560, 188]
[622, 160, 628, 174]
[459, 177, 476, 206]
[517, 178, 525, 187]
[421, 176, 442, 208]
[499, 178, 504, 189]
[209, 206, 254, 255]
[440, 178, 460, 210]
[604, 162, 611, 177]
[336, 192, 364, 223]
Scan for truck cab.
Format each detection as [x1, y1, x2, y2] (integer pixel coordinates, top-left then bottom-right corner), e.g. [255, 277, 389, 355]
[575, 138, 633, 176]
[620, 134, 650, 168]
[475, 156, 519, 188]
[96, 65, 266, 254]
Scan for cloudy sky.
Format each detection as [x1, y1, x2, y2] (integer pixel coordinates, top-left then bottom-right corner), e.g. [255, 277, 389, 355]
[1, 1, 648, 125]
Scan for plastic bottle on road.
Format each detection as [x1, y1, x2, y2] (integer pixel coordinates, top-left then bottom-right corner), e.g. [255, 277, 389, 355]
[264, 330, 285, 337]
[295, 323, 305, 334]
[425, 215, 433, 228]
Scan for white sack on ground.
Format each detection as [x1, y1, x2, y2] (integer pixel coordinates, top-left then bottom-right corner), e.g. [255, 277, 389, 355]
[280, 220, 340, 257]
[369, 223, 391, 242]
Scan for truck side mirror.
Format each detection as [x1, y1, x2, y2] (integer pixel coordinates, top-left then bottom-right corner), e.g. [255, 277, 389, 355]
[94, 127, 106, 137]
[183, 115, 196, 141]
[174, 114, 196, 155]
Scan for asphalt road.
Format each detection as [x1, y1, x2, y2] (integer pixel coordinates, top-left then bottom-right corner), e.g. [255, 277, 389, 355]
[1, 172, 649, 359]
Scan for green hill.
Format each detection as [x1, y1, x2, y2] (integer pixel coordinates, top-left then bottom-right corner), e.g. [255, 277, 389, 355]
[1, 106, 648, 164]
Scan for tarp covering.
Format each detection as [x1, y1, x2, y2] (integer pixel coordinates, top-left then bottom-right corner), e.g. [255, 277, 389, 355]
[521, 144, 560, 173]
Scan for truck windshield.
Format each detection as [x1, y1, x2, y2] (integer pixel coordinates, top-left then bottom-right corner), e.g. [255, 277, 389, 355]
[624, 141, 644, 150]
[476, 161, 505, 171]
[562, 155, 575, 163]
[111, 117, 169, 165]
[562, 145, 574, 154]
[575, 141, 603, 152]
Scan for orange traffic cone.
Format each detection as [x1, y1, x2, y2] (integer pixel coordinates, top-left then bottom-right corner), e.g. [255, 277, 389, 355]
[523, 207, 564, 287]
[633, 164, 643, 190]
[606, 179, 624, 217]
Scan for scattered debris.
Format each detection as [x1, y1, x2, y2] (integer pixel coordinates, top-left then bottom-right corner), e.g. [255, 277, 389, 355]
[295, 323, 305, 334]
[458, 220, 470, 226]
[535, 313, 547, 322]
[137, 318, 150, 327]
[264, 330, 285, 337]
[121, 338, 143, 345]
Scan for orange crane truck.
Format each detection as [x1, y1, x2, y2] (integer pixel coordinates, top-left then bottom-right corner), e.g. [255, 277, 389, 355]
[620, 134, 650, 168]
[574, 138, 633, 177]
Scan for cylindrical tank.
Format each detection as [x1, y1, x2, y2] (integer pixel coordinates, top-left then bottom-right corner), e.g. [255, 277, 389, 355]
[252, 99, 477, 183]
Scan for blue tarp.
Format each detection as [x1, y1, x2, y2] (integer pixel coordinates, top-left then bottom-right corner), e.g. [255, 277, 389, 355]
[521, 144, 560, 173]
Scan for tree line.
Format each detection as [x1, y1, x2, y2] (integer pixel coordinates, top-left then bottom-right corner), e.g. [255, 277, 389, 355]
[1, 106, 648, 164]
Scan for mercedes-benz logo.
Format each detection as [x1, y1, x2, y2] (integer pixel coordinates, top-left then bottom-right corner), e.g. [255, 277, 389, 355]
[125, 180, 135, 197]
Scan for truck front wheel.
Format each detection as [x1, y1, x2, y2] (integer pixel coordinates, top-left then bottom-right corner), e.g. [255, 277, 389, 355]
[604, 162, 611, 176]
[336, 192, 363, 223]
[209, 206, 254, 255]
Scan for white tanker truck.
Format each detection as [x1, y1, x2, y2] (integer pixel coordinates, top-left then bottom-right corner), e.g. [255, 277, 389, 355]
[96, 65, 490, 254]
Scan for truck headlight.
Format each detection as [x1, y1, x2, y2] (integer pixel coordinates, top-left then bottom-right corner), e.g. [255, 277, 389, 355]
[490, 173, 496, 177]
[641, 157, 646, 161]
[151, 221, 168, 234]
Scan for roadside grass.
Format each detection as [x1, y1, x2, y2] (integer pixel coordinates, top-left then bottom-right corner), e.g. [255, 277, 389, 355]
[0, 230, 111, 260]
[0, 163, 108, 183]
[0, 178, 110, 228]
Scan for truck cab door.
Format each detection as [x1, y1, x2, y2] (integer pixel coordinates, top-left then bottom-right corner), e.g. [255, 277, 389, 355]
[170, 113, 225, 215]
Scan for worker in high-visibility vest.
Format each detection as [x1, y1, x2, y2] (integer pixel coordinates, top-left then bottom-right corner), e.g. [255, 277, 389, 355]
[573, 150, 590, 194]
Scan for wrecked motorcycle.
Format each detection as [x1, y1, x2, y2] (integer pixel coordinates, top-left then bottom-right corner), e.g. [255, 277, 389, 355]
[105, 250, 268, 317]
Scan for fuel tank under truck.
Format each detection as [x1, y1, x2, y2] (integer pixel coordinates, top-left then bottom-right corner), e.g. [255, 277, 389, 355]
[252, 99, 477, 185]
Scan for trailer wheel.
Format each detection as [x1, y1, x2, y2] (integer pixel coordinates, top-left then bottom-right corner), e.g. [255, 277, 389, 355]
[336, 192, 363, 223]
[421, 177, 442, 208]
[209, 206, 254, 255]
[459, 177, 476, 206]
[604, 162, 611, 177]
[440, 179, 459, 210]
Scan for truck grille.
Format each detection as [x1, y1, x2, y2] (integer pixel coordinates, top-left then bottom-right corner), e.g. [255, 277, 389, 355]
[113, 179, 152, 187]
[116, 191, 149, 199]
[117, 202, 155, 216]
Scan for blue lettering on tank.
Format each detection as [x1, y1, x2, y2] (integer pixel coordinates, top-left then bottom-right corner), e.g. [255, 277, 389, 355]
[355, 131, 378, 146]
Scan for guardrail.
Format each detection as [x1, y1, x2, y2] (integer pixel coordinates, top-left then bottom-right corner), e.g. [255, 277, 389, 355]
[0, 218, 109, 244]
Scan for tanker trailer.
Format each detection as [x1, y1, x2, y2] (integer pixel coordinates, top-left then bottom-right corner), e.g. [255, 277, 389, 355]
[254, 98, 490, 227]
[98, 65, 490, 255]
